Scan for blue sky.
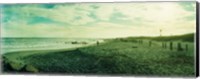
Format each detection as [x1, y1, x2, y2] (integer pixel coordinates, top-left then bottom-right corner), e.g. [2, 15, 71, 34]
[1, 2, 196, 38]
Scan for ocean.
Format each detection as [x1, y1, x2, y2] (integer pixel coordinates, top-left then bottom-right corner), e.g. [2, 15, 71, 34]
[0, 38, 104, 54]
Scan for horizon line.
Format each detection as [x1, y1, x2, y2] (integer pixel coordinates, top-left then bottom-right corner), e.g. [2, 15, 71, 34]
[1, 32, 195, 39]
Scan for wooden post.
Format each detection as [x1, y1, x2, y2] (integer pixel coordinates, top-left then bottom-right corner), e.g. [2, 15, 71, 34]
[185, 44, 188, 51]
[163, 42, 167, 48]
[177, 42, 183, 51]
[170, 42, 173, 50]
[139, 40, 141, 44]
[149, 41, 152, 47]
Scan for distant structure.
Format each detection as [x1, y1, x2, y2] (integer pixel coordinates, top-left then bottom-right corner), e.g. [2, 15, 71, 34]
[160, 29, 162, 37]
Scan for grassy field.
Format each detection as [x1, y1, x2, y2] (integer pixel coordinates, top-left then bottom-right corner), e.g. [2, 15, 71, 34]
[2, 33, 195, 76]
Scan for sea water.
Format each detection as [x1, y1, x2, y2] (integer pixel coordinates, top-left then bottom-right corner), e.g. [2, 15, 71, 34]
[0, 38, 104, 54]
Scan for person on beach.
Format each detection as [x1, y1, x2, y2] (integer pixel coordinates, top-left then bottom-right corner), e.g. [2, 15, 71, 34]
[97, 41, 99, 46]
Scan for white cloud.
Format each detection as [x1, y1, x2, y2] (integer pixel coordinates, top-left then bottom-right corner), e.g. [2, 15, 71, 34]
[1, 2, 196, 38]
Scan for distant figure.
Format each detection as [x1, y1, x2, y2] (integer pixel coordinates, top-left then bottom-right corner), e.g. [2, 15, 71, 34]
[97, 41, 99, 46]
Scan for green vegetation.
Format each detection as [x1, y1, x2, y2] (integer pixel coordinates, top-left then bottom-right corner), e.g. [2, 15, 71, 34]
[125, 33, 194, 42]
[2, 33, 195, 76]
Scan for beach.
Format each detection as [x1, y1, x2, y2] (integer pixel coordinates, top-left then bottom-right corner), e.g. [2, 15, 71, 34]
[2, 34, 195, 76]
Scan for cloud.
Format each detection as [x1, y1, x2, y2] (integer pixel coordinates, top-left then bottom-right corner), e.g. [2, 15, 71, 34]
[178, 2, 196, 12]
[1, 2, 196, 38]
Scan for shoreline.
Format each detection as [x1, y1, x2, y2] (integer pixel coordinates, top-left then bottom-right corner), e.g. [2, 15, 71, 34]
[1, 39, 106, 55]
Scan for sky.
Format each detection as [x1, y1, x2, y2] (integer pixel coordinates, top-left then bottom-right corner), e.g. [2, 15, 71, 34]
[0, 2, 196, 38]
